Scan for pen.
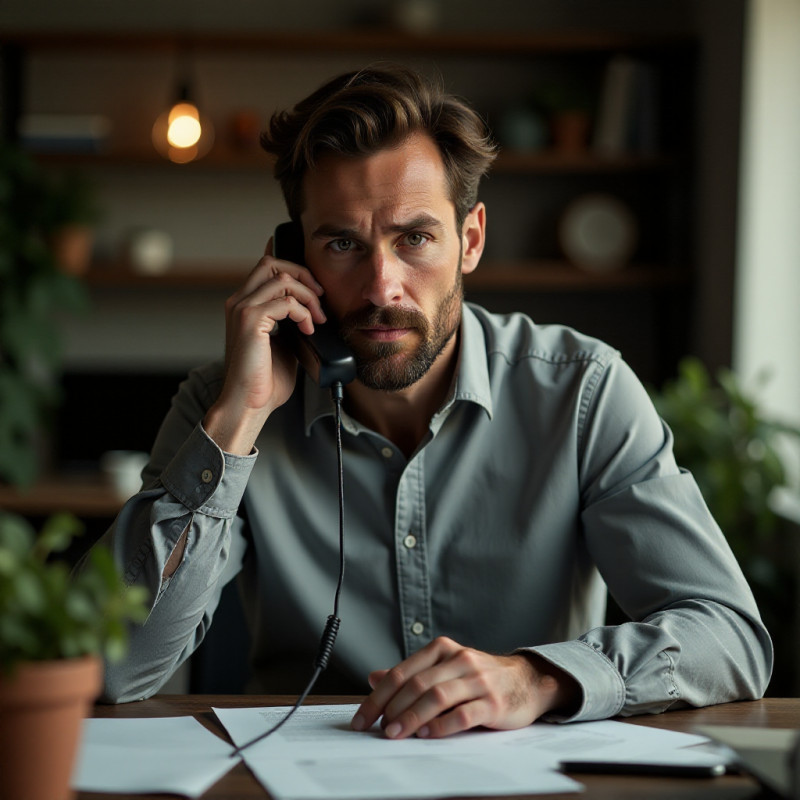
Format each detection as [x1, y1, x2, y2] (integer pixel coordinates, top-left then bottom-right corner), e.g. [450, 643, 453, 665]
[560, 760, 727, 778]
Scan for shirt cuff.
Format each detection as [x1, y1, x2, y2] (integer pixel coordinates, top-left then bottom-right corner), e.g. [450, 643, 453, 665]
[160, 423, 256, 518]
[521, 640, 626, 722]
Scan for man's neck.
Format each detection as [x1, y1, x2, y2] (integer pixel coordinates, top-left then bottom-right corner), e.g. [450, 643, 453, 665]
[343, 332, 460, 459]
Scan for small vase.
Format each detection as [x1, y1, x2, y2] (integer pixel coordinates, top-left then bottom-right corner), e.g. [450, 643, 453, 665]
[50, 224, 95, 276]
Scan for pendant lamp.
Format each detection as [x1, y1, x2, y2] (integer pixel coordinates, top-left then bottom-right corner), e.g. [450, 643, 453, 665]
[152, 74, 214, 164]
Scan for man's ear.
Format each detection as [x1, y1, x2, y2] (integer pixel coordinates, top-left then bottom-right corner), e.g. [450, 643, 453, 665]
[460, 202, 486, 276]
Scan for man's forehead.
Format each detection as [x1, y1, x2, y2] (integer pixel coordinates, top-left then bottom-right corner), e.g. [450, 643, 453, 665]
[300, 133, 455, 229]
[304, 133, 447, 193]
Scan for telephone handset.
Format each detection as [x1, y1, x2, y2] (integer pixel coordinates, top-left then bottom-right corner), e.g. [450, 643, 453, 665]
[273, 222, 356, 388]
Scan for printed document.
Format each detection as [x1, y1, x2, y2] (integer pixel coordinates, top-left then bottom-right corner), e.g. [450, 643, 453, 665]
[215, 703, 708, 799]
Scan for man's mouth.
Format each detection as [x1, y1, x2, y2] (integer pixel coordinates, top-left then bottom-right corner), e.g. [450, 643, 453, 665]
[359, 326, 412, 342]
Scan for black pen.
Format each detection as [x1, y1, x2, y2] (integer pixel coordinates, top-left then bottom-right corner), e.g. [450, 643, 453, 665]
[561, 760, 727, 778]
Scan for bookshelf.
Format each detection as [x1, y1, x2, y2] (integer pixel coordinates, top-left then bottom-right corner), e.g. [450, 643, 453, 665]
[1, 28, 697, 384]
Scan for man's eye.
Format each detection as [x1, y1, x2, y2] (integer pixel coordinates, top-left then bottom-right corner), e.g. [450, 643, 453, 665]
[404, 233, 428, 247]
[330, 239, 354, 253]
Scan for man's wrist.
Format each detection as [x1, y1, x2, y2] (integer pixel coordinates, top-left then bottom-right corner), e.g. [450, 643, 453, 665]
[203, 401, 266, 456]
[517, 651, 582, 717]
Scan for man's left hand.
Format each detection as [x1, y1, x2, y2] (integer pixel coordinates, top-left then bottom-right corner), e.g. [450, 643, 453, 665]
[350, 636, 579, 739]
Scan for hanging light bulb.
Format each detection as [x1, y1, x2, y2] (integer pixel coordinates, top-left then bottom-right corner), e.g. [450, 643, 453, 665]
[152, 80, 214, 164]
[167, 103, 202, 148]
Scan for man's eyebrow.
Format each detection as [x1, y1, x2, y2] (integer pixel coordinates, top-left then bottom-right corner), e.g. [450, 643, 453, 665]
[310, 224, 360, 240]
[389, 214, 445, 234]
[310, 214, 444, 240]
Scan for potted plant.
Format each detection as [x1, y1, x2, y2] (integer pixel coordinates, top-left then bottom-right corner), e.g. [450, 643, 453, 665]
[532, 82, 594, 154]
[0, 143, 92, 488]
[650, 357, 800, 692]
[0, 510, 148, 800]
[44, 168, 102, 276]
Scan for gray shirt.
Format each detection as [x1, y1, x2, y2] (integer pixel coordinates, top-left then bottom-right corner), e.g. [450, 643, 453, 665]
[99, 303, 772, 719]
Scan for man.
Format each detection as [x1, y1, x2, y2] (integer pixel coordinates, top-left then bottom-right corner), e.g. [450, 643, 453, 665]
[95, 66, 772, 739]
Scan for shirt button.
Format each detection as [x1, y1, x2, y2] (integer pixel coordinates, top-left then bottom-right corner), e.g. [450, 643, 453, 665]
[403, 534, 417, 549]
[411, 621, 425, 636]
[200, 469, 214, 484]
[380, 446, 393, 459]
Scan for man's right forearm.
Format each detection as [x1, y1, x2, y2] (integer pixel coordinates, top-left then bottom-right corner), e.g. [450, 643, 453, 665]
[99, 487, 248, 702]
[96, 420, 255, 701]
[203, 400, 268, 456]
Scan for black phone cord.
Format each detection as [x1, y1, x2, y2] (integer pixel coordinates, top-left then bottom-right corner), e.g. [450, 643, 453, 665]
[230, 380, 346, 757]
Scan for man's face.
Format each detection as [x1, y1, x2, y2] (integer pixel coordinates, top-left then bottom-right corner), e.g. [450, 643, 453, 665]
[300, 132, 482, 391]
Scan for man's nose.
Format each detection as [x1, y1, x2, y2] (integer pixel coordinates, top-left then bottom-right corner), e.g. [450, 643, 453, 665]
[361, 247, 404, 307]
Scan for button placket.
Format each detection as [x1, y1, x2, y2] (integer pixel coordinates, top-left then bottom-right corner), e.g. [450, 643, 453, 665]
[394, 457, 432, 657]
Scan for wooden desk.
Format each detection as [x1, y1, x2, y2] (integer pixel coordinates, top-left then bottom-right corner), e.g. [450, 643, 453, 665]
[84, 696, 799, 799]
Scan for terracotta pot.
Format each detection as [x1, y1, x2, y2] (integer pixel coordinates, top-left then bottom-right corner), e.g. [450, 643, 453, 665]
[49, 224, 95, 276]
[0, 655, 102, 800]
[551, 110, 591, 154]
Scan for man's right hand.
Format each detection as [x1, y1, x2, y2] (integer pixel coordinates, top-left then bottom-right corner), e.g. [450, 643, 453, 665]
[202, 238, 327, 455]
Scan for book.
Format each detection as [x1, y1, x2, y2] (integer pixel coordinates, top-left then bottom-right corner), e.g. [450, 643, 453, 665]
[18, 113, 111, 153]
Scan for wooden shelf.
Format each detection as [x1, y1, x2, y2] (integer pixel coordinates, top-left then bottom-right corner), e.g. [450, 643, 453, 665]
[35, 146, 274, 170]
[0, 29, 695, 56]
[492, 150, 677, 174]
[467, 262, 690, 291]
[36, 147, 676, 174]
[83, 260, 690, 292]
[0, 474, 124, 517]
[86, 262, 252, 288]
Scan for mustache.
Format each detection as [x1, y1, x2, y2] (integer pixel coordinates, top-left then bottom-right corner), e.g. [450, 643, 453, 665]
[338, 305, 427, 335]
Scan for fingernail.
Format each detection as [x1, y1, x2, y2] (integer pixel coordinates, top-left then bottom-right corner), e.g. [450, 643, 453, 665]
[385, 722, 402, 739]
[351, 714, 365, 732]
[417, 726, 430, 738]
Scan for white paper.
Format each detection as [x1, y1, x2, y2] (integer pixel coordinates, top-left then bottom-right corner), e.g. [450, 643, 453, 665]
[244, 751, 582, 799]
[214, 703, 709, 799]
[72, 716, 238, 798]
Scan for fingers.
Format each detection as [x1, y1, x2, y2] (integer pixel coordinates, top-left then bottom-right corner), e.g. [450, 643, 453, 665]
[368, 669, 389, 689]
[226, 254, 326, 342]
[351, 637, 478, 738]
[351, 638, 544, 740]
[236, 251, 324, 308]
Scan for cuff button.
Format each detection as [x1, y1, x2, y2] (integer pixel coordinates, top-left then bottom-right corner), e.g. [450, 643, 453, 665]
[201, 468, 214, 484]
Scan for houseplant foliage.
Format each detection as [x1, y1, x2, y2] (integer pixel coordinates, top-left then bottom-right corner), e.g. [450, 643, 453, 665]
[0, 510, 149, 671]
[0, 143, 93, 488]
[650, 357, 800, 688]
[0, 510, 148, 800]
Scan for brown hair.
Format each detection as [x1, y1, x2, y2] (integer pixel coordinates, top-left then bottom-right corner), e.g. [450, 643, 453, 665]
[261, 65, 497, 228]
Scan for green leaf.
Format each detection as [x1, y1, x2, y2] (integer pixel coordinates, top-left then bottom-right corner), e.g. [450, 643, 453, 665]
[0, 512, 35, 557]
[34, 513, 84, 559]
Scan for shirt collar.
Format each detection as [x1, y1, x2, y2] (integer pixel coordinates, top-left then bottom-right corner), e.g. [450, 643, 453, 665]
[303, 302, 493, 436]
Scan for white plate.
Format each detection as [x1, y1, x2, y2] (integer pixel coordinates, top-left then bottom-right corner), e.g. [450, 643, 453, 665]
[559, 193, 637, 272]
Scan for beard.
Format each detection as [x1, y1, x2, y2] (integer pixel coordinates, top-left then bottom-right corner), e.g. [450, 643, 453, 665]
[337, 264, 464, 392]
